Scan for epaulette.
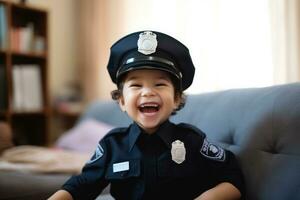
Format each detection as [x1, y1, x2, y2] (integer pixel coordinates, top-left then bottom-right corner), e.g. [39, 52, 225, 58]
[103, 127, 128, 138]
[177, 123, 206, 138]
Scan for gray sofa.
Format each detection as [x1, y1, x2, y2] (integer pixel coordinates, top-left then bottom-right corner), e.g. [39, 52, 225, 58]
[0, 83, 300, 200]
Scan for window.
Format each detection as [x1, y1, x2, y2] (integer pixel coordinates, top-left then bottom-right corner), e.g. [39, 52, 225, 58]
[121, 0, 274, 94]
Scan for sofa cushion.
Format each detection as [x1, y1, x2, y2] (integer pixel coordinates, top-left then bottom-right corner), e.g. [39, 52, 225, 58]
[55, 119, 114, 154]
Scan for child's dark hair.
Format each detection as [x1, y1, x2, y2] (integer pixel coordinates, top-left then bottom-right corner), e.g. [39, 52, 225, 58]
[111, 72, 186, 115]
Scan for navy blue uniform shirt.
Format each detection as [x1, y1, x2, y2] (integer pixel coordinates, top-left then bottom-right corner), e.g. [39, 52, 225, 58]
[63, 120, 244, 200]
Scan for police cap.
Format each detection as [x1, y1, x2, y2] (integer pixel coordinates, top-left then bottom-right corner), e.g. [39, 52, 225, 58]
[107, 31, 195, 90]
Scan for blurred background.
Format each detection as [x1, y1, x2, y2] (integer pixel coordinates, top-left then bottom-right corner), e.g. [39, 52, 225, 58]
[1, 0, 300, 144]
[19, 0, 300, 101]
[32, 0, 300, 101]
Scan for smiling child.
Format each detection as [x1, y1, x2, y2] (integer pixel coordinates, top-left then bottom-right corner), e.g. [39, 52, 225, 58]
[48, 31, 244, 200]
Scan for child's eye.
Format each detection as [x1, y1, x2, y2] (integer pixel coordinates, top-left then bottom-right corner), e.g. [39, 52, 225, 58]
[156, 82, 169, 87]
[156, 83, 166, 86]
[129, 84, 141, 88]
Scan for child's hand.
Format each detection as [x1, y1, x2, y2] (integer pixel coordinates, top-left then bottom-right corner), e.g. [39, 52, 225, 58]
[194, 182, 241, 200]
[48, 190, 73, 200]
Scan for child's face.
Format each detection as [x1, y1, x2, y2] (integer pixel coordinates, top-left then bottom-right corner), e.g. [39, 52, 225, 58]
[118, 69, 180, 134]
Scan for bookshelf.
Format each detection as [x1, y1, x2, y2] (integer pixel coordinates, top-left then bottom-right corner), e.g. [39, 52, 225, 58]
[0, 0, 49, 145]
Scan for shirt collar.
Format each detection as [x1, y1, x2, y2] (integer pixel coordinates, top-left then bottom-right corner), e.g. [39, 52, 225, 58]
[128, 120, 176, 152]
[128, 123, 142, 152]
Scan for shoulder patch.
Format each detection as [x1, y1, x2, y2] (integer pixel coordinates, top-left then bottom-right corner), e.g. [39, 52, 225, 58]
[200, 139, 226, 162]
[87, 143, 104, 164]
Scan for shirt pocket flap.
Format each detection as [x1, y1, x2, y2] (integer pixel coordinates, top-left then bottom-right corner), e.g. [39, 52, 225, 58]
[105, 159, 140, 180]
[158, 153, 199, 178]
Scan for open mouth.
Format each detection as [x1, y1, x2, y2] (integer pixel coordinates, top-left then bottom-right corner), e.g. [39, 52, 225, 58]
[138, 103, 160, 113]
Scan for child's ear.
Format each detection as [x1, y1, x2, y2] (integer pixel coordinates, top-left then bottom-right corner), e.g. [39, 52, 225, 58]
[174, 95, 181, 109]
[118, 96, 126, 112]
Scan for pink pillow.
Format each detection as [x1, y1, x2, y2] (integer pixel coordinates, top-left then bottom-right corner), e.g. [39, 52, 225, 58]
[55, 119, 114, 154]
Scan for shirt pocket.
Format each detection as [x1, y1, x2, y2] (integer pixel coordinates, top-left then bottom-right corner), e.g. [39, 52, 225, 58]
[157, 152, 200, 178]
[105, 159, 141, 180]
[105, 159, 143, 199]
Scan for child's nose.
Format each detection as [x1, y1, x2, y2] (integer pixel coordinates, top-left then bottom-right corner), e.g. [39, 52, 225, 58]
[141, 87, 155, 97]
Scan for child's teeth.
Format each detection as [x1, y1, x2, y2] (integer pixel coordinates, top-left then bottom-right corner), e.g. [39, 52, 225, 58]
[141, 103, 158, 107]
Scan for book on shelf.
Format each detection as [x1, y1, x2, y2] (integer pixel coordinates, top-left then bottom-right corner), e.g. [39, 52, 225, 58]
[0, 4, 8, 49]
[11, 23, 46, 53]
[12, 65, 23, 111]
[12, 65, 43, 112]
[0, 65, 7, 109]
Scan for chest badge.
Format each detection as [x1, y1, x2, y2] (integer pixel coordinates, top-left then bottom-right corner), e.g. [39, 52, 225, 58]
[171, 140, 186, 164]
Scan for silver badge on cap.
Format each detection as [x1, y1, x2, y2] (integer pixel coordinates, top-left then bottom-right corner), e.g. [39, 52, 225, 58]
[171, 140, 186, 164]
[137, 31, 158, 55]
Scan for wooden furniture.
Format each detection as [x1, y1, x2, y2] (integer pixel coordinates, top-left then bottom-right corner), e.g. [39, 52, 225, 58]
[0, 0, 49, 145]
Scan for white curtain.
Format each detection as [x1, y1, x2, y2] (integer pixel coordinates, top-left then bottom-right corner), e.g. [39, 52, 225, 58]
[269, 0, 300, 84]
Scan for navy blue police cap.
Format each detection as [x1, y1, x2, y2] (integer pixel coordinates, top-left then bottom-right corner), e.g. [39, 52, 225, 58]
[107, 31, 195, 90]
